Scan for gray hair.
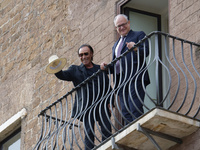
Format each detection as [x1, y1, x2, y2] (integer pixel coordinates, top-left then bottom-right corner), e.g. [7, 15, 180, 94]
[114, 14, 128, 26]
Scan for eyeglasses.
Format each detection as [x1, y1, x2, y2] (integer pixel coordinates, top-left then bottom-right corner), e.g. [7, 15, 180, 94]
[116, 22, 128, 29]
[79, 52, 89, 57]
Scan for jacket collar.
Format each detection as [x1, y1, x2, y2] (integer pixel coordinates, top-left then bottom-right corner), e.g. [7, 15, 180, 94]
[79, 62, 98, 78]
[80, 62, 96, 69]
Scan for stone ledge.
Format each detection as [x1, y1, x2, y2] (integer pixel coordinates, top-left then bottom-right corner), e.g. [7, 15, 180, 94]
[97, 108, 200, 150]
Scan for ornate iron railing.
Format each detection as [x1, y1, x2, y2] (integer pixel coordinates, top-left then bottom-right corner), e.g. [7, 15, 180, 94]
[33, 31, 200, 150]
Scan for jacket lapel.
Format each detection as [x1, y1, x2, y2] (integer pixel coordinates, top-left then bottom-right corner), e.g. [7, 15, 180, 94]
[79, 63, 87, 79]
[79, 63, 99, 79]
[121, 30, 133, 53]
[113, 39, 120, 59]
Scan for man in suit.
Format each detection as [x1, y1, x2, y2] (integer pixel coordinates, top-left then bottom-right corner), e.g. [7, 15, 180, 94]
[101, 14, 150, 124]
[55, 44, 112, 150]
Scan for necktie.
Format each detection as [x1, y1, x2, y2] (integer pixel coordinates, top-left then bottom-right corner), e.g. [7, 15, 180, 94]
[116, 36, 125, 74]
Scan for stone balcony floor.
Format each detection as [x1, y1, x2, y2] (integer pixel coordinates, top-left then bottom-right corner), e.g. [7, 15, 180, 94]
[97, 108, 200, 150]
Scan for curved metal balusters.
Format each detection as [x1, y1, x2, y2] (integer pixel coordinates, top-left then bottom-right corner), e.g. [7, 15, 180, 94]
[33, 31, 200, 150]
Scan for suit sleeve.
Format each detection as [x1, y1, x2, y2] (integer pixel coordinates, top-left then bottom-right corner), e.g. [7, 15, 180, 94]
[55, 65, 74, 81]
[137, 31, 149, 57]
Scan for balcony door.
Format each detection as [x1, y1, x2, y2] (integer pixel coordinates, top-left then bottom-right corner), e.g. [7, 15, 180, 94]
[124, 1, 169, 111]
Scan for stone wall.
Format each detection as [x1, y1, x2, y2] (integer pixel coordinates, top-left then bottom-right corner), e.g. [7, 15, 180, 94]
[1, 0, 200, 149]
[168, 0, 200, 150]
[169, 0, 200, 43]
[0, 0, 117, 149]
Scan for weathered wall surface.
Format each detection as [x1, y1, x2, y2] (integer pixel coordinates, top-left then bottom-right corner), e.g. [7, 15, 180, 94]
[0, 0, 117, 149]
[1, 0, 200, 149]
[168, 0, 200, 150]
[169, 0, 200, 43]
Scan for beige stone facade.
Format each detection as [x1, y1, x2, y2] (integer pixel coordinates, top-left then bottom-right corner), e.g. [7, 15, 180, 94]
[168, 1, 200, 149]
[0, 0, 200, 149]
[0, 0, 117, 149]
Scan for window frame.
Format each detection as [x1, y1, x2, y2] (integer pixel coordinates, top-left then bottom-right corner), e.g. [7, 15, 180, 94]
[0, 128, 21, 150]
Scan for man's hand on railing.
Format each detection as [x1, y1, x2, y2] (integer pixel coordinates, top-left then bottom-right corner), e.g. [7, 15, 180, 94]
[100, 62, 107, 70]
[126, 42, 137, 52]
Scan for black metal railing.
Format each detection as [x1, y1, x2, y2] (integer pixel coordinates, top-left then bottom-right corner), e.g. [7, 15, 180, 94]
[33, 31, 200, 150]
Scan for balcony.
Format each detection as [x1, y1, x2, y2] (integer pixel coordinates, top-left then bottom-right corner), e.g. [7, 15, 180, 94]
[33, 31, 200, 150]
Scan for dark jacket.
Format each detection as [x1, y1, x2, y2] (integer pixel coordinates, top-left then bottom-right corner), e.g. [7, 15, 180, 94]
[112, 30, 150, 86]
[55, 63, 113, 120]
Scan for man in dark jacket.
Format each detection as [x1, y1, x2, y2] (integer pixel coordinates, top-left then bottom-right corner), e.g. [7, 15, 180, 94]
[101, 14, 150, 124]
[55, 44, 112, 150]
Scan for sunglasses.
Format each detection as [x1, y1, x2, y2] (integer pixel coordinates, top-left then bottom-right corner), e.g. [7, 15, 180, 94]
[79, 52, 89, 57]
